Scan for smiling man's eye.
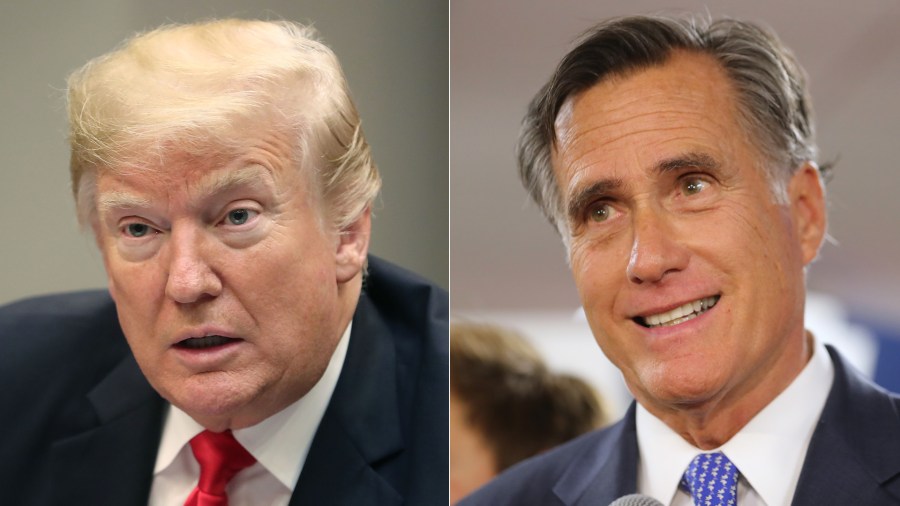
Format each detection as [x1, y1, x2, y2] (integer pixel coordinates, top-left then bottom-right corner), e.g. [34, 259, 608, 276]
[681, 177, 708, 196]
[588, 203, 613, 223]
[125, 223, 151, 237]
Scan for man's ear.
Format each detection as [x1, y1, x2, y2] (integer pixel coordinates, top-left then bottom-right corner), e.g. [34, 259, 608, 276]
[335, 206, 372, 283]
[788, 162, 827, 266]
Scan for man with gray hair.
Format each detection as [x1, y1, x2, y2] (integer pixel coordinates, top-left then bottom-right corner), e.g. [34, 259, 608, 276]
[0, 19, 447, 505]
[462, 14, 900, 506]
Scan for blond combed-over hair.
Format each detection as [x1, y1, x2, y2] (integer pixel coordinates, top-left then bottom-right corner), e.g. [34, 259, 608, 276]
[68, 18, 380, 231]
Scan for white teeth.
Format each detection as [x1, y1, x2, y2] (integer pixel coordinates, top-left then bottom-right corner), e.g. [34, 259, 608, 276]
[641, 296, 719, 328]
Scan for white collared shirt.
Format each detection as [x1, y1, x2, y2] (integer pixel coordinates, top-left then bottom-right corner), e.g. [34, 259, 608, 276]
[636, 336, 834, 506]
[148, 322, 352, 506]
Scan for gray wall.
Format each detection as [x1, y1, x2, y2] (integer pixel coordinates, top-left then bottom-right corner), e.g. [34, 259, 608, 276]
[0, 1, 447, 305]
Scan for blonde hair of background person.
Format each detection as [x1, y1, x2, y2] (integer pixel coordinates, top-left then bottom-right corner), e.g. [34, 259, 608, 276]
[450, 322, 608, 503]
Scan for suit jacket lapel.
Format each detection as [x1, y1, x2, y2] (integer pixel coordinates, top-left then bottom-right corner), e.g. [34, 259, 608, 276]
[289, 292, 404, 506]
[536, 346, 900, 506]
[792, 346, 900, 505]
[553, 404, 639, 506]
[43, 353, 165, 505]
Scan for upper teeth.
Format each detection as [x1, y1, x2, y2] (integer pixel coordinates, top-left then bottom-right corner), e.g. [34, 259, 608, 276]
[643, 296, 719, 327]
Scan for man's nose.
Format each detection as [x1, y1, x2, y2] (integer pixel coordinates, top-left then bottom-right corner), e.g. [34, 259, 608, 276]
[626, 207, 690, 284]
[164, 228, 222, 304]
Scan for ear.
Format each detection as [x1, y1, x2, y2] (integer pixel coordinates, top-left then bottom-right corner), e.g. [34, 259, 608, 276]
[335, 206, 372, 284]
[787, 162, 827, 265]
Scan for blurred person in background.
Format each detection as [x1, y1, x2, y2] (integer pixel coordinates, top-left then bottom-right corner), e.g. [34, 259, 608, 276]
[451, 322, 608, 503]
[461, 13, 900, 506]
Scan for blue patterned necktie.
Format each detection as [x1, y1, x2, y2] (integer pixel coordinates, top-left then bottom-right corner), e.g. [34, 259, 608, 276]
[681, 452, 739, 506]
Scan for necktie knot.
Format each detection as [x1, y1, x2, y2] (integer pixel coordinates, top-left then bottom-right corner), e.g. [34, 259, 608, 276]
[681, 452, 739, 506]
[185, 429, 256, 506]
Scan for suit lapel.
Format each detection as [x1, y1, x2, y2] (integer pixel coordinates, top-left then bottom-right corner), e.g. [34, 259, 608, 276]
[534, 347, 900, 506]
[793, 346, 900, 505]
[289, 292, 404, 506]
[43, 353, 165, 505]
[553, 404, 639, 506]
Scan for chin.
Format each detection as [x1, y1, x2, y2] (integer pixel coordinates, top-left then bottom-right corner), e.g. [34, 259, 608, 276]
[163, 372, 264, 425]
[638, 364, 727, 407]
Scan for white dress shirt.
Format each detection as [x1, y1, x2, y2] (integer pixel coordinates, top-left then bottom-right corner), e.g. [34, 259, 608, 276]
[148, 322, 352, 506]
[636, 336, 834, 506]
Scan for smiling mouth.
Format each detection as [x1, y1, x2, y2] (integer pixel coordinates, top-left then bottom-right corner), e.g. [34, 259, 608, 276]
[175, 335, 241, 350]
[635, 295, 720, 328]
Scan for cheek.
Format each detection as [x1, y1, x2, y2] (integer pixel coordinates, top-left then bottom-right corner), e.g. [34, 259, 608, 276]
[697, 199, 804, 344]
[238, 224, 333, 288]
[239, 243, 338, 353]
[570, 239, 635, 362]
[713, 198, 800, 281]
[104, 255, 167, 320]
[570, 236, 628, 314]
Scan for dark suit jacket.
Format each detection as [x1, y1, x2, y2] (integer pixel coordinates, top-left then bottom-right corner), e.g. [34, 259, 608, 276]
[0, 256, 448, 505]
[461, 346, 900, 505]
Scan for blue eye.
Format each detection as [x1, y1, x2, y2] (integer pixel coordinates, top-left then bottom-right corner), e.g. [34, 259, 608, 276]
[227, 209, 251, 225]
[125, 223, 150, 237]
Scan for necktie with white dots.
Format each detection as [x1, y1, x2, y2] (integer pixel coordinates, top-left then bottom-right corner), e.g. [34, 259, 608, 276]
[681, 452, 739, 506]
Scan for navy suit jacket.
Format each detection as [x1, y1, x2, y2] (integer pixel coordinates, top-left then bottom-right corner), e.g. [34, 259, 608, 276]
[462, 346, 900, 505]
[0, 256, 448, 505]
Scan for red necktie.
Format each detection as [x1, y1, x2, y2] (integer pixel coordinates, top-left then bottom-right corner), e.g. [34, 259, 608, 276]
[184, 430, 257, 506]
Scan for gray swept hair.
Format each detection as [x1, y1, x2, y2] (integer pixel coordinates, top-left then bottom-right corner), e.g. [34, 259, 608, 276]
[68, 18, 380, 232]
[518, 14, 825, 235]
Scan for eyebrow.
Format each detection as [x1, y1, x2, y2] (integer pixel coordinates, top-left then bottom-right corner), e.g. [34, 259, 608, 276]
[656, 152, 720, 174]
[564, 151, 720, 222]
[97, 191, 153, 213]
[196, 164, 275, 198]
[96, 164, 276, 216]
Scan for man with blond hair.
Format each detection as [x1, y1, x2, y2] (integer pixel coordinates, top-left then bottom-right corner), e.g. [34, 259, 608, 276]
[0, 19, 447, 505]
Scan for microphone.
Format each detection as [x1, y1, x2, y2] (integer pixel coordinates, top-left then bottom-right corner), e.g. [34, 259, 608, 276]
[608, 494, 664, 506]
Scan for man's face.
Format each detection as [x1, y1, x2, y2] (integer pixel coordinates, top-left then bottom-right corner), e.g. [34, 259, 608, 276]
[94, 131, 368, 430]
[552, 51, 825, 416]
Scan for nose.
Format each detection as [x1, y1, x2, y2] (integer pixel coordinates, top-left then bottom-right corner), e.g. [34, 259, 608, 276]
[626, 206, 690, 284]
[164, 227, 222, 304]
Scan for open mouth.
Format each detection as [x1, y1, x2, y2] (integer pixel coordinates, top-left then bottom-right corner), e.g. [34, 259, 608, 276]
[175, 335, 241, 350]
[635, 295, 720, 328]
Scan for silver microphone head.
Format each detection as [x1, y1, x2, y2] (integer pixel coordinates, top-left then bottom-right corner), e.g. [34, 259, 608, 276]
[608, 494, 665, 506]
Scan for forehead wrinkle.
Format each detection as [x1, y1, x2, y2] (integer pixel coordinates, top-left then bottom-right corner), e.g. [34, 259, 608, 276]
[581, 125, 709, 161]
[558, 101, 712, 163]
[572, 104, 697, 131]
[556, 124, 700, 189]
[565, 110, 712, 153]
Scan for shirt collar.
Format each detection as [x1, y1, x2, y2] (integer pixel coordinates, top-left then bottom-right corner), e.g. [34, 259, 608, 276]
[154, 321, 352, 489]
[637, 335, 834, 505]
